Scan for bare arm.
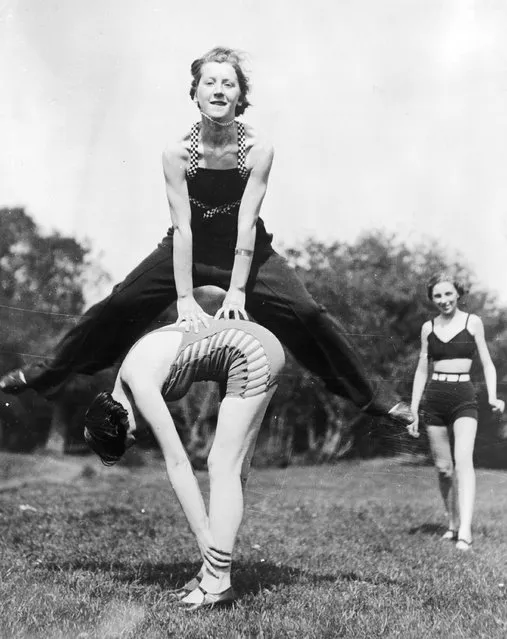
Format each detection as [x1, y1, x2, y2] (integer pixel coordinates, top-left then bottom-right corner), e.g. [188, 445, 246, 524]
[409, 322, 431, 436]
[471, 315, 504, 412]
[128, 380, 210, 535]
[162, 144, 209, 332]
[215, 141, 274, 320]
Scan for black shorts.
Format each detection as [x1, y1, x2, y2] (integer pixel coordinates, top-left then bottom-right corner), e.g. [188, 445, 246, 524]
[420, 380, 478, 426]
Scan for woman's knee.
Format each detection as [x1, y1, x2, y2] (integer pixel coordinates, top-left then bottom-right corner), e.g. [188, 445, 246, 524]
[454, 454, 474, 474]
[282, 297, 325, 330]
[207, 447, 241, 479]
[434, 457, 454, 479]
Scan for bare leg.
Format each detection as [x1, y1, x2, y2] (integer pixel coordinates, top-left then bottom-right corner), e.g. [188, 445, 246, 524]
[426, 425, 458, 533]
[453, 416, 477, 547]
[182, 388, 275, 602]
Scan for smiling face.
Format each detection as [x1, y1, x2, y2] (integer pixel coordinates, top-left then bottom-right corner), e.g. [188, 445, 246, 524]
[195, 61, 242, 121]
[431, 280, 460, 316]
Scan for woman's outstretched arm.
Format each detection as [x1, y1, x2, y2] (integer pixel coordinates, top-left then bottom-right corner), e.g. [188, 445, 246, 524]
[125, 377, 221, 574]
[162, 142, 209, 333]
[215, 139, 274, 320]
[471, 315, 505, 413]
[409, 322, 431, 437]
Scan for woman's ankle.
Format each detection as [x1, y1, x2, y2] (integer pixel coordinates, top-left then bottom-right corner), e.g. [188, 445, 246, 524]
[200, 571, 231, 594]
[457, 526, 472, 542]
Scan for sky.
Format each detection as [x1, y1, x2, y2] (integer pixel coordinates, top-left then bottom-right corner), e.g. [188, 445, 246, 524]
[1, 0, 507, 304]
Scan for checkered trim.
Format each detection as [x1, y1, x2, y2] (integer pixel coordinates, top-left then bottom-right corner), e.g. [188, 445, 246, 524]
[187, 122, 200, 180]
[186, 121, 249, 181]
[189, 196, 241, 219]
[236, 122, 249, 180]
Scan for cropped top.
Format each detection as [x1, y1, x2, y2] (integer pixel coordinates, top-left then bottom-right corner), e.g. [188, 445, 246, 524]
[427, 314, 477, 361]
[183, 121, 272, 248]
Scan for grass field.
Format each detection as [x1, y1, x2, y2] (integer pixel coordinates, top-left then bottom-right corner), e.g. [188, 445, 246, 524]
[0, 451, 506, 639]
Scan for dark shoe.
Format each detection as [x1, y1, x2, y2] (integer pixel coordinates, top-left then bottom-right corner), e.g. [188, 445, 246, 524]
[441, 529, 458, 542]
[177, 585, 236, 612]
[0, 369, 29, 394]
[387, 401, 414, 427]
[167, 576, 201, 600]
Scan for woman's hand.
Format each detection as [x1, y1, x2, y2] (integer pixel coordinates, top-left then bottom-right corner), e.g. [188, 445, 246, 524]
[197, 531, 230, 578]
[407, 413, 420, 438]
[177, 297, 210, 333]
[214, 288, 248, 321]
[489, 398, 505, 414]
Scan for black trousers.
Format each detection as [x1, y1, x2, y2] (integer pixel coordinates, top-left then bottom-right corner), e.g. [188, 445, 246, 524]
[24, 233, 397, 415]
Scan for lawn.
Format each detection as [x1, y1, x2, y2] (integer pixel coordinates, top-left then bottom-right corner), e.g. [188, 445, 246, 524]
[0, 452, 506, 638]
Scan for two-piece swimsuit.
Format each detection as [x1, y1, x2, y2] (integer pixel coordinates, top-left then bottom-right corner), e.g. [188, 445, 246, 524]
[421, 314, 478, 425]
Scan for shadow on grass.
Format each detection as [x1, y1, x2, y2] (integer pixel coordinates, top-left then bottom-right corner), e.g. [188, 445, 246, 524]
[408, 522, 446, 536]
[43, 559, 400, 595]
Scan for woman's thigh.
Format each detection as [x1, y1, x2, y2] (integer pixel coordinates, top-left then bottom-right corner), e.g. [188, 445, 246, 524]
[452, 417, 477, 466]
[210, 389, 276, 468]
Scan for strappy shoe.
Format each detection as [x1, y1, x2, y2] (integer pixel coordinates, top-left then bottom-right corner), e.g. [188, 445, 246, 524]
[166, 576, 201, 600]
[0, 369, 29, 394]
[456, 538, 473, 551]
[441, 529, 458, 541]
[177, 585, 237, 612]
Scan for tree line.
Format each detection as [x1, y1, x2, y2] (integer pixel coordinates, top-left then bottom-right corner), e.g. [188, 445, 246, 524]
[1, 208, 506, 467]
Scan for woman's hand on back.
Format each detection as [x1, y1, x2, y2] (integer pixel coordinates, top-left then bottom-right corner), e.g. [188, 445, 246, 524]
[214, 288, 248, 321]
[176, 297, 210, 333]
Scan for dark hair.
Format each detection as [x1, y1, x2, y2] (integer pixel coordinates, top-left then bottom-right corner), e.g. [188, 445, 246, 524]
[426, 272, 467, 301]
[189, 46, 251, 116]
[84, 392, 130, 466]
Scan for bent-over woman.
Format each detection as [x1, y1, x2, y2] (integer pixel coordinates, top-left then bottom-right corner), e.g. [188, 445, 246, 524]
[84, 317, 285, 610]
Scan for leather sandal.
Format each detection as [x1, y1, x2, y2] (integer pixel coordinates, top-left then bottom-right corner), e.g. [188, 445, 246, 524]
[177, 585, 237, 611]
[456, 538, 473, 551]
[167, 576, 201, 600]
[0, 369, 29, 394]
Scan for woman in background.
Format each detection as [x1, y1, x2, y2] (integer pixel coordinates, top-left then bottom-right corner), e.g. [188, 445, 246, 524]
[409, 273, 504, 550]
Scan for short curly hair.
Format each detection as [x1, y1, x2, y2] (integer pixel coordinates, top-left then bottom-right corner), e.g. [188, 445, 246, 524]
[189, 46, 251, 116]
[426, 272, 467, 301]
[84, 392, 130, 466]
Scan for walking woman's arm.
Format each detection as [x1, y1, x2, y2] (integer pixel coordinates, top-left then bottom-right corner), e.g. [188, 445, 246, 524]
[409, 322, 431, 436]
[471, 315, 505, 413]
[162, 143, 209, 332]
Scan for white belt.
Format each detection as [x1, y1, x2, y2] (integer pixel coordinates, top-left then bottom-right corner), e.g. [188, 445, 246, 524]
[432, 373, 470, 382]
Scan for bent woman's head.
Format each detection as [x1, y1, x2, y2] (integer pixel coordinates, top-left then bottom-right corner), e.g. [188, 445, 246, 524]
[190, 46, 251, 116]
[84, 391, 131, 466]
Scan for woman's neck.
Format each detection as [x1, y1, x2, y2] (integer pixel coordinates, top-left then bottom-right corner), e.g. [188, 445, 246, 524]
[438, 307, 462, 323]
[200, 115, 236, 147]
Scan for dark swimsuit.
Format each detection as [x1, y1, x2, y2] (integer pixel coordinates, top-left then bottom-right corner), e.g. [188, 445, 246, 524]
[145, 319, 285, 401]
[185, 121, 272, 249]
[421, 314, 478, 426]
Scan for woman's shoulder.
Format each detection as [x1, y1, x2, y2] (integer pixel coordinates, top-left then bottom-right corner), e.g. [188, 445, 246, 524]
[466, 313, 483, 334]
[161, 129, 193, 167]
[241, 122, 274, 156]
[421, 319, 433, 337]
